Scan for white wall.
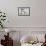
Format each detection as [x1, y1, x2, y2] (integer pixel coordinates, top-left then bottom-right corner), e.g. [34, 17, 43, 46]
[0, 1, 46, 46]
[0, 0, 46, 27]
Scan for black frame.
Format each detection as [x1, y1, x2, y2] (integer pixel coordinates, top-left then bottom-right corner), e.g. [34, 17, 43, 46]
[18, 7, 30, 16]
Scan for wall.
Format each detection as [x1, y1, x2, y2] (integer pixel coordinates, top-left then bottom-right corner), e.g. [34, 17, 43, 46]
[0, 0, 46, 27]
[0, 0, 46, 46]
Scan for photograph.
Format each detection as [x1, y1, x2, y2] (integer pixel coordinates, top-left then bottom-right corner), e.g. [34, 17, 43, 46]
[18, 7, 30, 16]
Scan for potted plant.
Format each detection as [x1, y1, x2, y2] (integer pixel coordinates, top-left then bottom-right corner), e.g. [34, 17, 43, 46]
[0, 10, 6, 28]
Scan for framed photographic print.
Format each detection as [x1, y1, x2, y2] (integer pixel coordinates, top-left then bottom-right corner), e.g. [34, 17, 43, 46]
[18, 7, 30, 16]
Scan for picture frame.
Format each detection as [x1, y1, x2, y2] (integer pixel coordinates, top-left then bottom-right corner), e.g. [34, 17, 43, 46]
[18, 7, 30, 16]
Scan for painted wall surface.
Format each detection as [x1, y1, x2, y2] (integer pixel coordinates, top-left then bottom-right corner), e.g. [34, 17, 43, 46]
[0, 0, 46, 46]
[0, 0, 46, 27]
